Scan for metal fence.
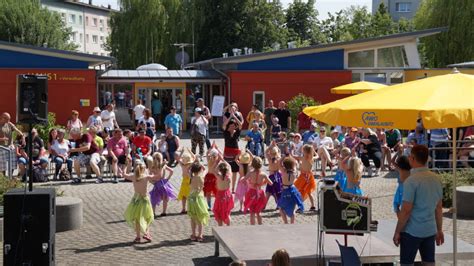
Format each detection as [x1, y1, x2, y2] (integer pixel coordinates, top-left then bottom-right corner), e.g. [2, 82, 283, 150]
[429, 139, 474, 171]
[0, 146, 14, 179]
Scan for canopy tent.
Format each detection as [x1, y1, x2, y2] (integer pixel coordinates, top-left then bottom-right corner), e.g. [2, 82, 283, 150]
[304, 71, 474, 265]
[330, 81, 387, 95]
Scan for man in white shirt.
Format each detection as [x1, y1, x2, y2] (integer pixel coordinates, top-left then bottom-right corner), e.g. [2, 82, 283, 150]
[101, 104, 119, 134]
[133, 100, 146, 126]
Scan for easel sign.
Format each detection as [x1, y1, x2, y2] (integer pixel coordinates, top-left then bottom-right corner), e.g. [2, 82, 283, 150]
[211, 95, 225, 117]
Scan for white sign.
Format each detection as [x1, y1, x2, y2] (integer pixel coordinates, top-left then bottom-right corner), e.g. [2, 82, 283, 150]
[211, 95, 226, 117]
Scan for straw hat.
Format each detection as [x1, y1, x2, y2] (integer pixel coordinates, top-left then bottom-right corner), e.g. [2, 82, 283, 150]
[239, 152, 252, 164]
[181, 153, 194, 165]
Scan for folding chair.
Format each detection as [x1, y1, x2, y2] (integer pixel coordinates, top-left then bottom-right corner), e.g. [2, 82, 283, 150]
[336, 240, 361, 266]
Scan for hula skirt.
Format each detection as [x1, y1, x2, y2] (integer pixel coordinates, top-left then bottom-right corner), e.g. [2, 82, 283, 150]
[177, 176, 191, 200]
[344, 182, 363, 196]
[244, 188, 267, 214]
[124, 194, 154, 234]
[213, 189, 234, 224]
[266, 171, 283, 200]
[235, 179, 248, 202]
[334, 170, 347, 191]
[203, 173, 218, 197]
[393, 182, 404, 213]
[294, 172, 317, 201]
[187, 191, 210, 225]
[278, 185, 304, 218]
[150, 179, 177, 207]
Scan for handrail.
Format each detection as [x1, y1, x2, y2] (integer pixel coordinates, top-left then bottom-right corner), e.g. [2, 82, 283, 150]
[0, 145, 14, 179]
[428, 139, 474, 171]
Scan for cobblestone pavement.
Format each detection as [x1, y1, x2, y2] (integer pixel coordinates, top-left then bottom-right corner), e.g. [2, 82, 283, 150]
[10, 138, 474, 265]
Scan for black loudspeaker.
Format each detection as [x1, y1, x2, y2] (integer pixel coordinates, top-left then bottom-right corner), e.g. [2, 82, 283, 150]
[3, 188, 56, 266]
[16, 74, 48, 123]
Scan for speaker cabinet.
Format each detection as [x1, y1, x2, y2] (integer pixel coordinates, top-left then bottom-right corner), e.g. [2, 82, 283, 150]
[16, 74, 48, 123]
[3, 188, 56, 266]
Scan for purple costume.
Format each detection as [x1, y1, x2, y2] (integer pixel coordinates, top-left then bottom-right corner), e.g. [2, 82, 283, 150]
[266, 171, 283, 202]
[150, 179, 177, 207]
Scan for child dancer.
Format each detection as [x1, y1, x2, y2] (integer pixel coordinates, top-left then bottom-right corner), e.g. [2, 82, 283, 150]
[187, 161, 210, 242]
[122, 161, 154, 243]
[177, 149, 196, 214]
[149, 152, 176, 216]
[278, 156, 304, 224]
[334, 147, 350, 191]
[294, 145, 317, 211]
[203, 143, 219, 209]
[213, 158, 234, 226]
[243, 157, 273, 225]
[235, 151, 252, 212]
[341, 149, 364, 196]
[265, 144, 283, 208]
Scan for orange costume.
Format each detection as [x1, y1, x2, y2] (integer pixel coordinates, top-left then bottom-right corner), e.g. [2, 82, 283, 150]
[294, 171, 316, 200]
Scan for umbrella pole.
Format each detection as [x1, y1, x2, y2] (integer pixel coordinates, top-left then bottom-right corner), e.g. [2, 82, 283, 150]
[452, 128, 458, 265]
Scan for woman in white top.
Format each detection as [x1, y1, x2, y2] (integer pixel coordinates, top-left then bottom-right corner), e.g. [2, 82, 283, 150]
[67, 110, 83, 133]
[313, 127, 334, 177]
[137, 108, 156, 138]
[190, 107, 209, 158]
[50, 129, 73, 179]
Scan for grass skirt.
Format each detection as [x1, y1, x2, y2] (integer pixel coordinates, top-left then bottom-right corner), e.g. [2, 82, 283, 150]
[244, 188, 267, 214]
[294, 172, 316, 201]
[266, 171, 283, 201]
[124, 194, 154, 234]
[213, 189, 234, 224]
[278, 185, 304, 218]
[150, 179, 177, 207]
[177, 176, 191, 200]
[187, 191, 210, 225]
[235, 179, 248, 202]
[203, 173, 217, 197]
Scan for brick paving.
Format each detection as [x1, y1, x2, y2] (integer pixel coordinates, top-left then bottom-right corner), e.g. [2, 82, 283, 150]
[5, 138, 474, 265]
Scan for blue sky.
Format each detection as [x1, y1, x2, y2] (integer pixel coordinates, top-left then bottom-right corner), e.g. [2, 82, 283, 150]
[87, 0, 372, 20]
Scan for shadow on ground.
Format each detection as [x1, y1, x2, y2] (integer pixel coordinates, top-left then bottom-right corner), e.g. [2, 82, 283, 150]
[193, 256, 233, 266]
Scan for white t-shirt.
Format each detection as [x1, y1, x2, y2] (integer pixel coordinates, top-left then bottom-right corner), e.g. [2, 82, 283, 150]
[51, 139, 70, 157]
[133, 104, 146, 120]
[293, 141, 304, 157]
[138, 117, 155, 128]
[314, 136, 333, 149]
[101, 110, 116, 129]
[159, 141, 168, 153]
[191, 116, 208, 135]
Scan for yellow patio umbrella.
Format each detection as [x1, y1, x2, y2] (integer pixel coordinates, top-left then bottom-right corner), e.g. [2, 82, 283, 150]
[330, 81, 387, 94]
[304, 71, 474, 265]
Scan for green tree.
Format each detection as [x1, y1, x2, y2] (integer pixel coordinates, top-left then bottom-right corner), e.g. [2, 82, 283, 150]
[0, 0, 77, 50]
[414, 0, 474, 67]
[286, 0, 323, 44]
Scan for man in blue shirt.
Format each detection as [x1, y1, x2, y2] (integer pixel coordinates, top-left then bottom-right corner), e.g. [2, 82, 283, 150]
[393, 145, 444, 265]
[164, 106, 183, 136]
[151, 97, 163, 127]
[302, 123, 318, 144]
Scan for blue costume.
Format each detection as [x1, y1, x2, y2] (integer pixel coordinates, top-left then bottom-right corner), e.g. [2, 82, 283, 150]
[393, 176, 404, 213]
[277, 171, 304, 218]
[334, 169, 347, 191]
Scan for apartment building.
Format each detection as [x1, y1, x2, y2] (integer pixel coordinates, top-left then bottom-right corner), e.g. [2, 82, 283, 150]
[41, 0, 115, 56]
[372, 0, 421, 21]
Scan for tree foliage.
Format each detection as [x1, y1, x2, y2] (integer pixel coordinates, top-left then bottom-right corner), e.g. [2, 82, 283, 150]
[286, 0, 323, 44]
[414, 0, 474, 67]
[0, 0, 77, 50]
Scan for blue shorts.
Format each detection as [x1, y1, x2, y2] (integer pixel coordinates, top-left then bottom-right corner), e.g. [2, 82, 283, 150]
[400, 232, 436, 264]
[18, 157, 28, 165]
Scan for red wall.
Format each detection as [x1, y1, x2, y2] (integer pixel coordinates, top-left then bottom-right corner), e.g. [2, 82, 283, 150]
[228, 71, 352, 125]
[0, 69, 97, 126]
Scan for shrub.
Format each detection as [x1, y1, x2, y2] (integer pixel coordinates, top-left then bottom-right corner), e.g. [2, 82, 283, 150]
[35, 112, 64, 144]
[440, 169, 474, 208]
[287, 93, 320, 132]
[0, 174, 23, 206]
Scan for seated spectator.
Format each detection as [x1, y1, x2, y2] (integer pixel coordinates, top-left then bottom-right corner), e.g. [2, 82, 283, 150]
[32, 157, 50, 183]
[47, 128, 58, 152]
[302, 122, 318, 145]
[107, 128, 131, 183]
[69, 127, 102, 184]
[157, 133, 169, 162]
[330, 129, 342, 154]
[459, 135, 474, 168]
[429, 128, 450, 169]
[344, 127, 361, 151]
[137, 108, 156, 139]
[291, 133, 304, 160]
[270, 249, 290, 266]
[18, 128, 46, 181]
[50, 129, 72, 180]
[385, 128, 403, 169]
[14, 134, 27, 180]
[86, 107, 103, 132]
[245, 122, 264, 157]
[270, 117, 282, 141]
[132, 128, 153, 167]
[360, 128, 382, 176]
[165, 127, 180, 167]
[313, 127, 334, 177]
[276, 132, 290, 157]
[246, 104, 262, 129]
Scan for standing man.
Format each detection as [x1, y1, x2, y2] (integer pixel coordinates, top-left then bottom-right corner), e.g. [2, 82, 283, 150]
[101, 104, 119, 134]
[264, 100, 277, 145]
[165, 127, 180, 167]
[151, 95, 163, 128]
[393, 145, 444, 265]
[296, 103, 312, 134]
[272, 101, 292, 132]
[196, 98, 212, 149]
[164, 106, 183, 136]
[132, 99, 146, 126]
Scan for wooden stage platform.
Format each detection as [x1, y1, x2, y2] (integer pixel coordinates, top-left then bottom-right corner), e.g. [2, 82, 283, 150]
[212, 220, 474, 266]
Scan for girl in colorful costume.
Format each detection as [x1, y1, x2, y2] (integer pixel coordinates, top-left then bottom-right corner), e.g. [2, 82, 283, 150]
[177, 148, 196, 214]
[393, 155, 411, 218]
[334, 147, 350, 191]
[294, 144, 317, 211]
[122, 161, 154, 243]
[149, 152, 176, 216]
[243, 157, 273, 225]
[341, 148, 364, 196]
[265, 143, 283, 208]
[203, 142, 219, 209]
[235, 151, 252, 212]
[278, 156, 304, 224]
[213, 156, 234, 226]
[187, 161, 210, 242]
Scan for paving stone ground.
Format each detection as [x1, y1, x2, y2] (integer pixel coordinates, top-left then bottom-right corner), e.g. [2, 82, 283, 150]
[6, 138, 474, 265]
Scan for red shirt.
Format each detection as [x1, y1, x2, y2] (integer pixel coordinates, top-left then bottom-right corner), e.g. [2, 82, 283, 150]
[133, 135, 152, 155]
[297, 112, 312, 130]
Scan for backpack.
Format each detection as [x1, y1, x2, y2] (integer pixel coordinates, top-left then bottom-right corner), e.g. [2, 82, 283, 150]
[33, 167, 49, 183]
[59, 168, 71, 181]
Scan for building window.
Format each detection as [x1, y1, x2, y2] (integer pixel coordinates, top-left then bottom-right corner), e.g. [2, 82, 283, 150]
[395, 2, 411, 12]
[253, 91, 265, 112]
[69, 14, 76, 24]
[86, 16, 89, 26]
[79, 33, 83, 43]
[86, 34, 89, 43]
[71, 32, 77, 42]
[390, 72, 404, 84]
[79, 15, 83, 25]
[100, 36, 104, 43]
[99, 19, 104, 26]
[93, 18, 97, 26]
[61, 13, 66, 22]
[377, 46, 408, 68]
[348, 50, 375, 68]
[364, 73, 387, 84]
[351, 73, 361, 82]
[92, 35, 98, 44]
